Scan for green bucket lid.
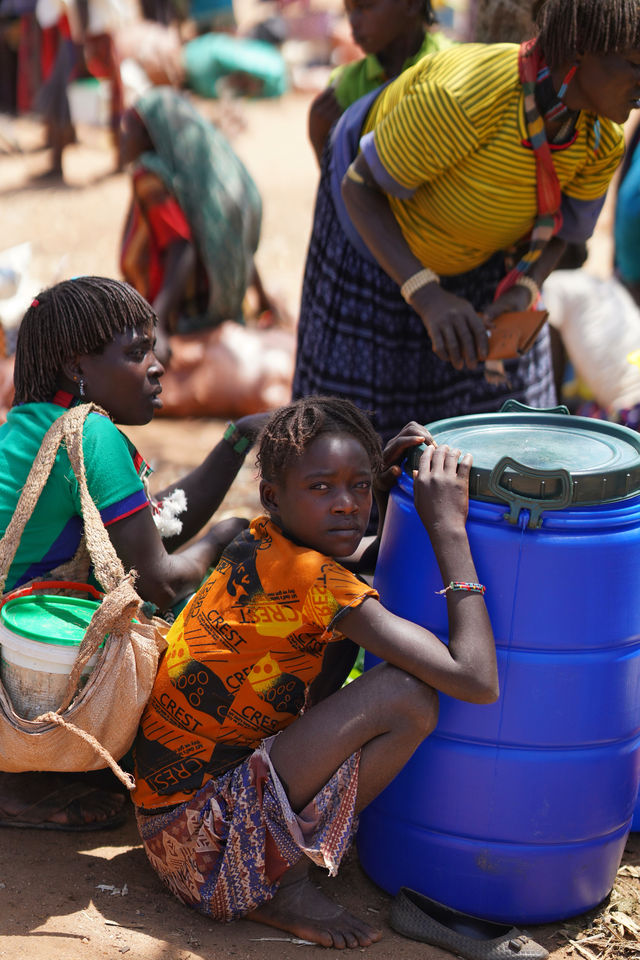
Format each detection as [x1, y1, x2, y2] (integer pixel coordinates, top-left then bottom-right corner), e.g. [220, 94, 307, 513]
[0, 595, 101, 646]
[406, 401, 640, 527]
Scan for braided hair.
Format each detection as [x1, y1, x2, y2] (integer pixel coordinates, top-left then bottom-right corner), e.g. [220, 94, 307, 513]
[14, 276, 156, 404]
[257, 396, 384, 484]
[536, 0, 640, 70]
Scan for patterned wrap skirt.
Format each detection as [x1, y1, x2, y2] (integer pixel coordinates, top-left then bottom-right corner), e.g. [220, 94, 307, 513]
[292, 149, 557, 445]
[135, 736, 360, 921]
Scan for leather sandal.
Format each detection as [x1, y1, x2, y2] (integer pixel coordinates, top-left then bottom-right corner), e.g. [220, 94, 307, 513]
[0, 773, 127, 831]
[390, 887, 549, 960]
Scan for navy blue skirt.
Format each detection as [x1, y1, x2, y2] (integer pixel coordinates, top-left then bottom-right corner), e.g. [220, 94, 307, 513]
[293, 151, 556, 445]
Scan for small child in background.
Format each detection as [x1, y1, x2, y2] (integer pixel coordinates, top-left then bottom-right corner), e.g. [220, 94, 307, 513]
[308, 0, 452, 163]
[133, 396, 497, 949]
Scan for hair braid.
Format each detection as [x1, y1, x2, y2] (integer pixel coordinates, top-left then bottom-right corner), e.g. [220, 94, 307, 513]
[13, 276, 156, 404]
[536, 0, 640, 70]
[257, 396, 384, 483]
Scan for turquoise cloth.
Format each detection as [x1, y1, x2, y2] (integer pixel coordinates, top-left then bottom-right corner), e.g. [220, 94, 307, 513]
[184, 34, 288, 100]
[615, 145, 640, 284]
[189, 0, 234, 24]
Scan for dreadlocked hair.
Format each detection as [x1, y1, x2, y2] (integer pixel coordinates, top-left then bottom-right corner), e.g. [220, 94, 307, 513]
[13, 276, 156, 404]
[257, 396, 384, 484]
[536, 0, 640, 70]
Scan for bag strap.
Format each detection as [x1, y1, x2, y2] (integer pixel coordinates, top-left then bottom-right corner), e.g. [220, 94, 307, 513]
[57, 575, 140, 712]
[0, 403, 128, 595]
[38, 711, 136, 790]
[60, 404, 128, 593]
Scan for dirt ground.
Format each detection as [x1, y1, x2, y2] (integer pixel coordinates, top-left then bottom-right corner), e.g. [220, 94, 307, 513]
[1, 31, 640, 959]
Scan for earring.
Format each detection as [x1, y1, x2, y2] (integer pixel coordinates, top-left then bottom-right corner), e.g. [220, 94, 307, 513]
[78, 377, 85, 398]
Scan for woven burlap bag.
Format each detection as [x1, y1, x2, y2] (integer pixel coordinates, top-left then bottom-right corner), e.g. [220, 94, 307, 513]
[0, 404, 167, 790]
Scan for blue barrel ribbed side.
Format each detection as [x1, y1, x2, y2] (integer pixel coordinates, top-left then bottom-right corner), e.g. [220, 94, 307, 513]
[357, 474, 640, 924]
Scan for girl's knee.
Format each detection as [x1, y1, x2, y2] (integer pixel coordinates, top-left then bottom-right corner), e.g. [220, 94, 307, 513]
[378, 664, 439, 735]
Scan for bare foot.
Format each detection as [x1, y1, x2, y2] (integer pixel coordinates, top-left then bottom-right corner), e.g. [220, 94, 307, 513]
[247, 865, 382, 949]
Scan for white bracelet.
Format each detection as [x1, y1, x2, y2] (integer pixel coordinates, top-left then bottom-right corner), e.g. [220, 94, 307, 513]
[514, 274, 540, 308]
[400, 268, 440, 302]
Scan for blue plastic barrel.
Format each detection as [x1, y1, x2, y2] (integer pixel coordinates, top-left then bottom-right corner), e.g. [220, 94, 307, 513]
[357, 403, 640, 924]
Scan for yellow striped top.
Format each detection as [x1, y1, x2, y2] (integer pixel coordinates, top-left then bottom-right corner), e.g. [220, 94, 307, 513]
[360, 43, 624, 276]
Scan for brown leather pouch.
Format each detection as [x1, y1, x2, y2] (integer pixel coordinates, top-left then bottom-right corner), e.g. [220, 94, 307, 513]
[485, 310, 548, 360]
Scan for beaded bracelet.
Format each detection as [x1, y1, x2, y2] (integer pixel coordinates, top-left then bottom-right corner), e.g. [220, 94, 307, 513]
[436, 581, 486, 596]
[223, 421, 251, 455]
[514, 274, 540, 308]
[400, 268, 440, 303]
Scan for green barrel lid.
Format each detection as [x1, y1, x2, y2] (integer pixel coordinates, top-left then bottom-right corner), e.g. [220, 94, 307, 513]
[406, 401, 640, 528]
[0, 595, 101, 646]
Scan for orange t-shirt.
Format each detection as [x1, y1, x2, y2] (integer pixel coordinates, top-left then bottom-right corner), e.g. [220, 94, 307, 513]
[133, 516, 378, 811]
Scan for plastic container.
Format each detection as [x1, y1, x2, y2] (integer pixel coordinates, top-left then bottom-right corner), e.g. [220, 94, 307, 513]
[357, 402, 640, 924]
[0, 595, 103, 720]
[67, 78, 111, 127]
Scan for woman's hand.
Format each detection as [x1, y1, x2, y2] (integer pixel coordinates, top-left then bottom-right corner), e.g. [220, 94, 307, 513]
[205, 516, 250, 565]
[235, 411, 270, 444]
[410, 284, 489, 370]
[483, 283, 532, 323]
[413, 444, 472, 542]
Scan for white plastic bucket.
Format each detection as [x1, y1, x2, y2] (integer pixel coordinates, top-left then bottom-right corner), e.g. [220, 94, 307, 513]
[0, 595, 102, 720]
[67, 78, 111, 127]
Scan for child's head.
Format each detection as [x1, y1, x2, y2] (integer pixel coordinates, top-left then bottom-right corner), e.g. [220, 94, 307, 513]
[258, 397, 383, 557]
[345, 0, 434, 59]
[14, 276, 157, 406]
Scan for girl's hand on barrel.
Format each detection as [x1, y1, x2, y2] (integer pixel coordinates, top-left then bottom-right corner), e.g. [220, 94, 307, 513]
[375, 422, 436, 499]
[411, 285, 489, 370]
[369, 423, 435, 539]
[413, 444, 472, 538]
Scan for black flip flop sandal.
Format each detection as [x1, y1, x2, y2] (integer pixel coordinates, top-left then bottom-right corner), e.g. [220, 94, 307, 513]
[390, 887, 549, 960]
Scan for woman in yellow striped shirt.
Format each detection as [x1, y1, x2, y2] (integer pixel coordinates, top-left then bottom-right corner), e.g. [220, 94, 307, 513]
[293, 0, 640, 445]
